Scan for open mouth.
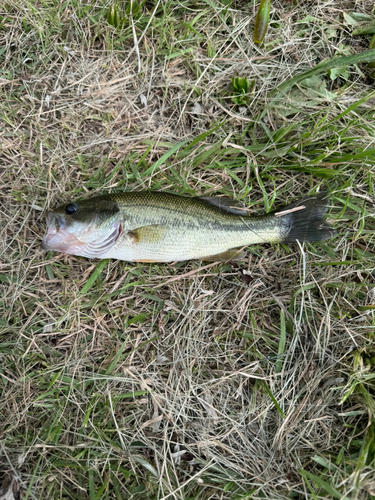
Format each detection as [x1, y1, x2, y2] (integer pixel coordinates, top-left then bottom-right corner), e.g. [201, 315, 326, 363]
[46, 212, 65, 233]
[42, 212, 82, 253]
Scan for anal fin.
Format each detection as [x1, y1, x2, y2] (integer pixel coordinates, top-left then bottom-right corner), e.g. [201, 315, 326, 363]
[201, 248, 246, 262]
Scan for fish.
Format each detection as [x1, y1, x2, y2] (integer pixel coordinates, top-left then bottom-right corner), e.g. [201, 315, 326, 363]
[42, 191, 336, 263]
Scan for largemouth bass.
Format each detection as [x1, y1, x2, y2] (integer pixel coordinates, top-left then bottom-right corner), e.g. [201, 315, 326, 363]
[42, 191, 335, 262]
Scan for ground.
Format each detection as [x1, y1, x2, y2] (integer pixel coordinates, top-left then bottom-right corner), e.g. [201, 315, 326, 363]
[1, 0, 375, 499]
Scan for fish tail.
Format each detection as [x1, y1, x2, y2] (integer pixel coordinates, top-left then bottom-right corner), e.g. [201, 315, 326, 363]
[276, 192, 336, 243]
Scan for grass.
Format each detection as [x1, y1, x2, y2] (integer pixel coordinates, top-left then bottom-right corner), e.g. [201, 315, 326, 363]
[1, 0, 375, 498]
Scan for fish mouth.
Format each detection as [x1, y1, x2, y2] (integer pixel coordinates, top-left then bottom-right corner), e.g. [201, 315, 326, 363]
[47, 212, 65, 232]
[42, 212, 83, 253]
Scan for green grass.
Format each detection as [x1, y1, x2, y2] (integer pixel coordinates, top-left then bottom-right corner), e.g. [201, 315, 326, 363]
[1, 0, 375, 499]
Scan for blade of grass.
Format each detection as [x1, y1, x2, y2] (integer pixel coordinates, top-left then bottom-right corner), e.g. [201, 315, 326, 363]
[143, 139, 190, 177]
[353, 21, 375, 35]
[275, 309, 286, 374]
[80, 259, 109, 295]
[144, 121, 225, 177]
[332, 90, 375, 121]
[262, 381, 285, 418]
[272, 49, 375, 95]
[105, 338, 129, 375]
[179, 120, 225, 154]
[299, 469, 350, 500]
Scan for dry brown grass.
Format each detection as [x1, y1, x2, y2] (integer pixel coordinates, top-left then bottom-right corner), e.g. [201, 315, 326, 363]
[1, 0, 375, 498]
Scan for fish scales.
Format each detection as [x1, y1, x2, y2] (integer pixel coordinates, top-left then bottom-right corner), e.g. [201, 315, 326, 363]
[111, 192, 283, 259]
[42, 191, 335, 262]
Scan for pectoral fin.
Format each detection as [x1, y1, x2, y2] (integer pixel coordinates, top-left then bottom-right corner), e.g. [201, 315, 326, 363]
[130, 224, 168, 244]
[201, 248, 247, 262]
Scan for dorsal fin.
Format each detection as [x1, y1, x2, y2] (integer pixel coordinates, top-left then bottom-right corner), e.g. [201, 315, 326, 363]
[197, 196, 249, 216]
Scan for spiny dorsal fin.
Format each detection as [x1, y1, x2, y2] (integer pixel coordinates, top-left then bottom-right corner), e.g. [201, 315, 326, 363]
[197, 196, 249, 216]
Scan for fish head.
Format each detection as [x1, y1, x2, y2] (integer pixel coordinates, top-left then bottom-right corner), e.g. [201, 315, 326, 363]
[42, 197, 122, 257]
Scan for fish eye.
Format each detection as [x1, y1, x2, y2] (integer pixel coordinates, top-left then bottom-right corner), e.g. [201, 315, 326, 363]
[65, 203, 78, 215]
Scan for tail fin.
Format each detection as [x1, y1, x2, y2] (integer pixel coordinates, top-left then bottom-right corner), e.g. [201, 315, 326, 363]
[275, 192, 336, 243]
